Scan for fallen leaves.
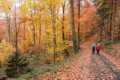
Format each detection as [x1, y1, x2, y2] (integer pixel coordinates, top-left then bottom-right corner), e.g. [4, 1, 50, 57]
[31, 35, 120, 80]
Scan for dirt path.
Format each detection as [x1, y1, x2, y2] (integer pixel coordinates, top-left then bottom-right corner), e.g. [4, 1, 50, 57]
[89, 54, 120, 80]
[31, 35, 120, 80]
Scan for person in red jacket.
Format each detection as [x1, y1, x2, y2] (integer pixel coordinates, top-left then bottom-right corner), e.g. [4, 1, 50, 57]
[96, 43, 101, 54]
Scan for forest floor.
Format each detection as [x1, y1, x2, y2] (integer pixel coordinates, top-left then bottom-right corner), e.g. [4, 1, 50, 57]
[31, 35, 120, 80]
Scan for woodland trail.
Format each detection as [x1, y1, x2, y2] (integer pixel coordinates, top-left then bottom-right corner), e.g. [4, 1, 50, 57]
[31, 35, 120, 80]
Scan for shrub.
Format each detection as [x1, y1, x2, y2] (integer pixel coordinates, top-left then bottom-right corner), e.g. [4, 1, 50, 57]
[5, 51, 30, 78]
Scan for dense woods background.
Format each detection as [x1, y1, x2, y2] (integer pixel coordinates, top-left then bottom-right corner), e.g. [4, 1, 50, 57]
[0, 0, 97, 67]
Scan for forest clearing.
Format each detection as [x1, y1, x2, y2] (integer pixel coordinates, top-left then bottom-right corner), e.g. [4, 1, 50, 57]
[0, 0, 120, 80]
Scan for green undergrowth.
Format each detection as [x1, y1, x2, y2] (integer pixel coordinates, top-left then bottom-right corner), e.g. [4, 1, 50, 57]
[0, 68, 5, 75]
[7, 51, 81, 80]
[0, 48, 81, 80]
[102, 38, 120, 57]
[7, 58, 68, 80]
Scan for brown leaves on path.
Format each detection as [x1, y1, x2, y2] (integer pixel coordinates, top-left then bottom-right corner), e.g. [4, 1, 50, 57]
[30, 34, 97, 80]
[31, 47, 91, 80]
[31, 35, 120, 80]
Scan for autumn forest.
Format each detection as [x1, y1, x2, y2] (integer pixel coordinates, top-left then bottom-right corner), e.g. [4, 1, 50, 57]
[0, 0, 120, 80]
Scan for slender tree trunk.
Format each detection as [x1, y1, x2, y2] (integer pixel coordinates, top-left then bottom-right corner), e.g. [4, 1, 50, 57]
[118, 24, 120, 39]
[115, 0, 117, 40]
[50, 0, 56, 62]
[33, 27, 36, 45]
[33, 0, 36, 45]
[117, 8, 120, 39]
[110, 0, 113, 40]
[24, 23, 26, 41]
[0, 60, 1, 68]
[6, 13, 11, 43]
[30, 0, 36, 45]
[112, 0, 117, 43]
[14, 3, 18, 77]
[14, 4, 18, 51]
[69, 0, 79, 53]
[100, 26, 103, 42]
[62, 1, 65, 41]
[24, 23, 26, 51]
[77, 0, 80, 49]
[39, 11, 42, 53]
[118, 9, 120, 39]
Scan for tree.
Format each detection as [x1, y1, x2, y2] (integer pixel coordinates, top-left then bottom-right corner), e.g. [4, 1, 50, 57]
[77, 0, 81, 49]
[14, 1, 18, 51]
[69, 0, 79, 53]
[61, 0, 66, 41]
[5, 51, 29, 78]
[50, 0, 57, 62]
[94, 0, 120, 43]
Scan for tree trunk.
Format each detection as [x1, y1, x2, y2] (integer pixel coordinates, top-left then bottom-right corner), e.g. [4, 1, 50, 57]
[6, 13, 11, 43]
[24, 23, 26, 51]
[0, 60, 1, 68]
[39, 11, 42, 53]
[62, 1, 65, 41]
[33, 0, 36, 45]
[30, 0, 36, 45]
[14, 4, 18, 51]
[14, 3, 18, 77]
[69, 0, 79, 53]
[100, 27, 103, 42]
[118, 24, 120, 39]
[77, 0, 80, 49]
[50, 0, 56, 62]
[109, 0, 113, 40]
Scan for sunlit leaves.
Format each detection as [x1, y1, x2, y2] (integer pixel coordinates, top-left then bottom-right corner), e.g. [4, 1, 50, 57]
[0, 0, 12, 13]
[0, 39, 14, 63]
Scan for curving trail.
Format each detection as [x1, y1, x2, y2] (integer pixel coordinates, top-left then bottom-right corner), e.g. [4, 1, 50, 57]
[31, 35, 120, 80]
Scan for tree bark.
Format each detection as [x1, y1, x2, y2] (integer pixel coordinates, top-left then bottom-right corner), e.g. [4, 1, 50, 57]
[69, 0, 79, 53]
[14, 3, 18, 51]
[77, 0, 80, 49]
[24, 23, 26, 51]
[6, 13, 11, 43]
[62, 0, 65, 41]
[50, 0, 56, 62]
[109, 0, 113, 40]
[39, 11, 42, 53]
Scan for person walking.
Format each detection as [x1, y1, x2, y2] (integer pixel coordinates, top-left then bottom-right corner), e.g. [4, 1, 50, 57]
[96, 43, 101, 54]
[91, 43, 96, 54]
